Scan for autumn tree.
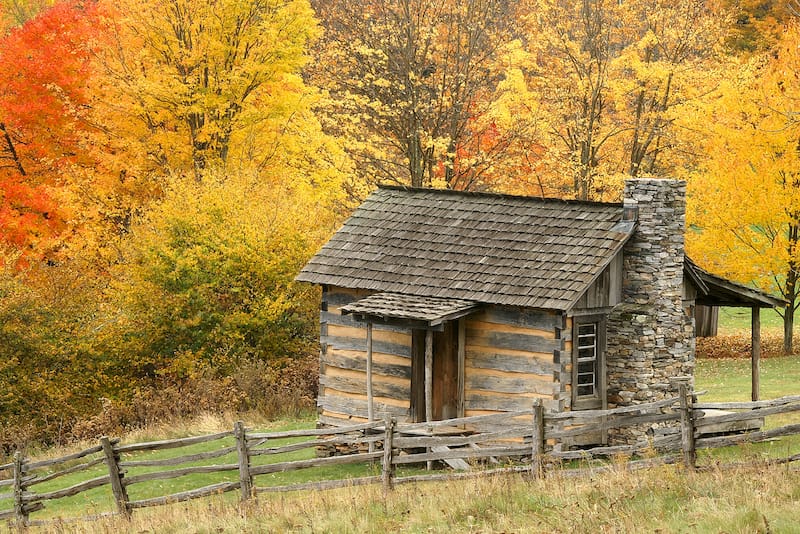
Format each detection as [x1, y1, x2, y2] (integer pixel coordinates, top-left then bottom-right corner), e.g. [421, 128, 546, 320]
[93, 0, 320, 182]
[310, 0, 532, 191]
[90, 0, 350, 379]
[110, 169, 340, 381]
[521, 0, 726, 200]
[686, 21, 800, 354]
[0, 0, 99, 256]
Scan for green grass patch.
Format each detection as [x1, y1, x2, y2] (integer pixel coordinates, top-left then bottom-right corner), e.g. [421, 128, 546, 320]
[696, 355, 800, 403]
[717, 306, 785, 334]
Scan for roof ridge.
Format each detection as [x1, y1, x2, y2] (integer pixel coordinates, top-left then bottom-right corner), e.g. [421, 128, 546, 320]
[377, 184, 623, 208]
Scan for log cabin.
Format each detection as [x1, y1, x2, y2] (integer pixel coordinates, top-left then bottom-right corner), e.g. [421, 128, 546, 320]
[296, 179, 782, 441]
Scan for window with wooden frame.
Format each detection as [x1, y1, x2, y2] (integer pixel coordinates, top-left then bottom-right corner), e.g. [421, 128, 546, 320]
[571, 315, 606, 410]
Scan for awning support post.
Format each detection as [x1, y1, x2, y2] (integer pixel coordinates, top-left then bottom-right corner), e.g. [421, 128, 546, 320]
[367, 322, 374, 422]
[751, 306, 760, 402]
[425, 329, 433, 423]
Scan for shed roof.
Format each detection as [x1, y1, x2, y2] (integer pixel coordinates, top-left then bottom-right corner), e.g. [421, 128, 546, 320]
[685, 259, 786, 308]
[340, 292, 479, 327]
[297, 186, 635, 311]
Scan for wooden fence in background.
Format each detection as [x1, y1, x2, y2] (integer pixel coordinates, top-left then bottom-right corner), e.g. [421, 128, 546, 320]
[2, 385, 799, 528]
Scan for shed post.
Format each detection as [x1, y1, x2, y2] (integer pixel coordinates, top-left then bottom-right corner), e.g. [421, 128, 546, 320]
[101, 436, 131, 517]
[424, 329, 433, 423]
[12, 451, 28, 528]
[234, 421, 253, 500]
[751, 306, 761, 402]
[457, 319, 466, 419]
[382, 416, 396, 494]
[367, 322, 375, 453]
[678, 381, 696, 470]
[425, 329, 433, 470]
[531, 399, 545, 478]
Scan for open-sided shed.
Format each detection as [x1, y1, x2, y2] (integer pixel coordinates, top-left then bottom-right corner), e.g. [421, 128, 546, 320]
[297, 179, 782, 432]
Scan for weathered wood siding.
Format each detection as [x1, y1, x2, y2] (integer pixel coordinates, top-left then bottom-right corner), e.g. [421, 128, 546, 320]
[572, 254, 623, 310]
[318, 287, 412, 426]
[463, 306, 566, 416]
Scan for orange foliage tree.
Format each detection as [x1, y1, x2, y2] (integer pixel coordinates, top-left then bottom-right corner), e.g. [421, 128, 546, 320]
[0, 0, 99, 257]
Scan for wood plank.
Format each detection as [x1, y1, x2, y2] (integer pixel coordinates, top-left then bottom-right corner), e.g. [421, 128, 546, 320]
[431, 446, 471, 470]
[120, 446, 237, 468]
[250, 451, 383, 476]
[246, 420, 382, 440]
[397, 410, 528, 432]
[694, 403, 800, 426]
[23, 475, 110, 504]
[324, 351, 412, 378]
[322, 311, 409, 334]
[467, 349, 557, 375]
[123, 464, 238, 486]
[394, 427, 529, 448]
[466, 319, 554, 338]
[466, 373, 554, 395]
[480, 307, 562, 331]
[27, 443, 106, 470]
[465, 394, 544, 412]
[324, 289, 365, 308]
[696, 423, 800, 449]
[128, 482, 239, 509]
[392, 445, 531, 465]
[116, 431, 232, 453]
[546, 412, 680, 439]
[320, 374, 409, 401]
[466, 330, 559, 353]
[322, 335, 411, 358]
[26, 457, 106, 487]
[249, 434, 381, 457]
[694, 395, 800, 410]
[255, 476, 383, 494]
[318, 395, 409, 419]
[546, 396, 680, 420]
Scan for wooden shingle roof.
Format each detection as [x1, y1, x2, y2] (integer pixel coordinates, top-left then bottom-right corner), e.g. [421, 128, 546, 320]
[340, 293, 479, 326]
[297, 186, 635, 311]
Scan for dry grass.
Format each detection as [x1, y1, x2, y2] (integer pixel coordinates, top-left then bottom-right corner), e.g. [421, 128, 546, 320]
[21, 461, 800, 533]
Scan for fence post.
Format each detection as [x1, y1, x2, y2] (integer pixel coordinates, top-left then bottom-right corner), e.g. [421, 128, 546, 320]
[678, 382, 696, 470]
[382, 417, 396, 494]
[234, 421, 253, 501]
[12, 451, 28, 529]
[531, 399, 545, 478]
[100, 436, 131, 518]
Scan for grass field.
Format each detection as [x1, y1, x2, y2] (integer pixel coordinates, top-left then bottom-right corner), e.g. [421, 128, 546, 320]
[717, 306, 785, 333]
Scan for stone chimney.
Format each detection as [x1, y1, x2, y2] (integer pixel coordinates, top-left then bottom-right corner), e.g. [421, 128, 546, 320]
[606, 179, 695, 430]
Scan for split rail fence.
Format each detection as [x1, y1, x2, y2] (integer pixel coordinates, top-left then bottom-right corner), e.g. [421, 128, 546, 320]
[1, 385, 799, 528]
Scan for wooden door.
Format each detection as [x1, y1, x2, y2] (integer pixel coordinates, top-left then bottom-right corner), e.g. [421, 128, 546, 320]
[432, 322, 458, 420]
[410, 323, 460, 422]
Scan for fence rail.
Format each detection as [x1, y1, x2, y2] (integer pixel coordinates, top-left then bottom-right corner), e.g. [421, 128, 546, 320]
[2, 386, 799, 528]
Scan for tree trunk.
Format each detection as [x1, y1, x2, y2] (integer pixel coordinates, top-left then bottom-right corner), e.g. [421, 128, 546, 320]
[784, 301, 795, 355]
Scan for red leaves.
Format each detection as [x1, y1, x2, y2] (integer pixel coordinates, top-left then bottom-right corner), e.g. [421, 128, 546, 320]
[0, 1, 100, 256]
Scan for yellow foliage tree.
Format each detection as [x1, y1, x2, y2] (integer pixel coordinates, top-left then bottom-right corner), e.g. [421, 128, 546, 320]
[110, 167, 343, 381]
[520, 0, 727, 200]
[687, 21, 800, 353]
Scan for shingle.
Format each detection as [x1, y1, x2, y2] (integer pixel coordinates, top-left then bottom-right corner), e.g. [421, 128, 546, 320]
[296, 186, 633, 310]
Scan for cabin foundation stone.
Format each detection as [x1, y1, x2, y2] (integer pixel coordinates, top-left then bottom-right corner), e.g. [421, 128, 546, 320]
[606, 179, 695, 443]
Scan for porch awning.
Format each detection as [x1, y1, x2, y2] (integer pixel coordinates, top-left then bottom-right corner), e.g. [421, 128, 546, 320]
[340, 292, 479, 328]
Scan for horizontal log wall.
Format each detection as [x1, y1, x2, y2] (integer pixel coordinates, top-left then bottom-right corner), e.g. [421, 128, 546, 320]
[319, 287, 412, 424]
[464, 306, 565, 415]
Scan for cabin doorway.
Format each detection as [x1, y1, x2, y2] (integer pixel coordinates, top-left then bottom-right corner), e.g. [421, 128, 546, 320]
[410, 322, 460, 422]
